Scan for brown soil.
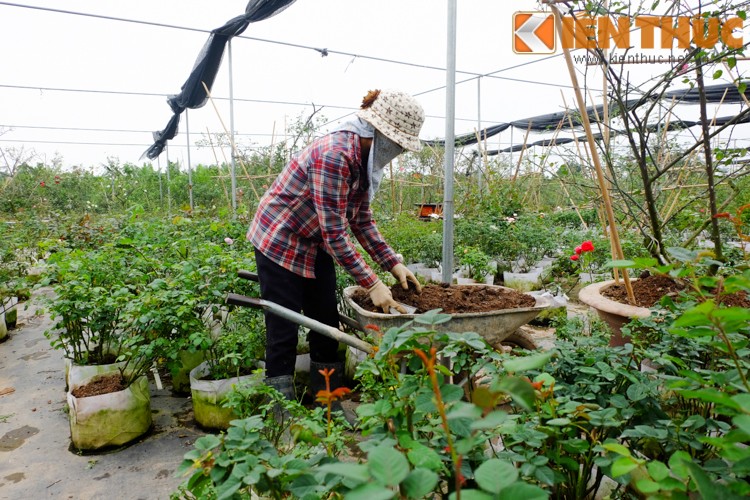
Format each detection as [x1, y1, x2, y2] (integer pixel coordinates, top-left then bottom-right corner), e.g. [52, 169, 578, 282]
[351, 283, 536, 314]
[602, 274, 688, 308]
[716, 290, 750, 308]
[71, 373, 126, 398]
[602, 274, 750, 309]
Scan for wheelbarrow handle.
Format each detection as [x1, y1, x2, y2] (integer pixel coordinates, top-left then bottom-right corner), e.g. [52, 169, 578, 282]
[236, 270, 365, 334]
[226, 293, 374, 355]
[238, 270, 259, 282]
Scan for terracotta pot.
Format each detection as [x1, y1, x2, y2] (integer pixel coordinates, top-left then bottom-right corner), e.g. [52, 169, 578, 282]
[577, 280, 650, 347]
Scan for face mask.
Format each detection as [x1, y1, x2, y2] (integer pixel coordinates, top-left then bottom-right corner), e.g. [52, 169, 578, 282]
[368, 131, 404, 201]
[372, 131, 404, 171]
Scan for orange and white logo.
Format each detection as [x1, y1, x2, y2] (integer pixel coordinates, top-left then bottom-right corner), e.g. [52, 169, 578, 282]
[513, 12, 556, 54]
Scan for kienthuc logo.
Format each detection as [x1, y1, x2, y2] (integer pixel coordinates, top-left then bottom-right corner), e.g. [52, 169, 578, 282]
[513, 11, 745, 55]
[513, 12, 556, 54]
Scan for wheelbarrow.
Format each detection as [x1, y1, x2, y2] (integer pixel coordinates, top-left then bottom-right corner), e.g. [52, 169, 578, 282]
[343, 285, 551, 350]
[227, 271, 549, 354]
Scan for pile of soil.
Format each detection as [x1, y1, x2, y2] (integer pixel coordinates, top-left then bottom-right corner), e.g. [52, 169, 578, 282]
[351, 283, 536, 314]
[71, 373, 126, 398]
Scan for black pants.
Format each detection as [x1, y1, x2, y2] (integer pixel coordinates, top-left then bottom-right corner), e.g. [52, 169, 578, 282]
[254, 248, 340, 378]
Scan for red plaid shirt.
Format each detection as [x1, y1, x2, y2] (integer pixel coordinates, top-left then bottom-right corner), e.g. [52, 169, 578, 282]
[247, 131, 399, 289]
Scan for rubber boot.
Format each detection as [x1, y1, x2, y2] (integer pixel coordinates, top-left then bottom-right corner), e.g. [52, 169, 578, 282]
[264, 374, 295, 424]
[309, 361, 357, 426]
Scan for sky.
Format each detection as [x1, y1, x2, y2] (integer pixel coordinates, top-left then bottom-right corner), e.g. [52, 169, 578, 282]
[1, 0, 748, 171]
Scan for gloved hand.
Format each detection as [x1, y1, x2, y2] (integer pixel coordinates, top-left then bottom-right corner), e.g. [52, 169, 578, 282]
[391, 263, 422, 293]
[368, 280, 405, 314]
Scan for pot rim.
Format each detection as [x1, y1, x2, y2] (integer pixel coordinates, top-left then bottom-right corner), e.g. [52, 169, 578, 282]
[578, 279, 651, 318]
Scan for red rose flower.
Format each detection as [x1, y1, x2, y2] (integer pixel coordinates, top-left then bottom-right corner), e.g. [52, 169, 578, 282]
[575, 246, 582, 255]
[570, 254, 580, 261]
[39, 181, 46, 187]
[580, 241, 594, 252]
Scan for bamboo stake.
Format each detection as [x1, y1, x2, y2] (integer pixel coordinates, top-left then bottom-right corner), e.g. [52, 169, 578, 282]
[389, 160, 396, 216]
[206, 127, 232, 210]
[268, 121, 276, 176]
[201, 81, 260, 204]
[549, 4, 636, 304]
[511, 122, 533, 182]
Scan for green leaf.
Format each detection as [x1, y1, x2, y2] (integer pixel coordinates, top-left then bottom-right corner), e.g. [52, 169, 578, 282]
[193, 434, 221, 450]
[405, 442, 443, 471]
[603, 442, 632, 457]
[345, 482, 396, 500]
[733, 414, 750, 437]
[635, 478, 661, 493]
[401, 468, 439, 499]
[611, 456, 639, 477]
[470, 409, 508, 430]
[316, 462, 370, 482]
[474, 459, 518, 494]
[546, 418, 572, 426]
[288, 474, 323, 498]
[712, 69, 723, 79]
[534, 465, 556, 486]
[492, 376, 536, 412]
[503, 351, 553, 372]
[678, 389, 740, 410]
[368, 446, 409, 487]
[647, 460, 670, 481]
[667, 247, 698, 263]
[498, 482, 548, 500]
[684, 461, 738, 500]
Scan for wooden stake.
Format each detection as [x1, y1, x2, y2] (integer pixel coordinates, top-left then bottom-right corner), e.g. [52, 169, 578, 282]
[550, 5, 636, 304]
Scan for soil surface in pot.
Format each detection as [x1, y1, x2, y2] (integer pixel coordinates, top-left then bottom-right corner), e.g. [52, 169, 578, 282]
[602, 273, 750, 309]
[71, 373, 126, 398]
[601, 274, 687, 308]
[352, 283, 536, 314]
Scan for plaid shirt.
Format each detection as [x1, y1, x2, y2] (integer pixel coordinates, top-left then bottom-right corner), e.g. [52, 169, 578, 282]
[247, 131, 399, 289]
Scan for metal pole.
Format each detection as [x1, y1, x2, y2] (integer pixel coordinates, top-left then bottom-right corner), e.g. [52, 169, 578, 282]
[441, 0, 457, 284]
[186, 109, 194, 211]
[165, 144, 172, 215]
[477, 76, 483, 194]
[228, 39, 237, 213]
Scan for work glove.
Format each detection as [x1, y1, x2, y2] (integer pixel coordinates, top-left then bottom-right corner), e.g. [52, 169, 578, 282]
[368, 280, 405, 314]
[390, 263, 422, 293]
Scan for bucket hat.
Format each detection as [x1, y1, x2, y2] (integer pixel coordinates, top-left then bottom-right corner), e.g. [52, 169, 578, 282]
[357, 89, 424, 152]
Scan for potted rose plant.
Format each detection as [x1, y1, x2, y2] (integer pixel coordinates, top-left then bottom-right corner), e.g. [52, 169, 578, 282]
[43, 244, 156, 451]
[189, 307, 266, 430]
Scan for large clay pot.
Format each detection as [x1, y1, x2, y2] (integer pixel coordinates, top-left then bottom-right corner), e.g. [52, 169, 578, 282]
[577, 280, 651, 346]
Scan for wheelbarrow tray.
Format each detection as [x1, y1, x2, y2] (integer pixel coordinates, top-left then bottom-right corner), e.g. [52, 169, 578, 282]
[343, 284, 551, 349]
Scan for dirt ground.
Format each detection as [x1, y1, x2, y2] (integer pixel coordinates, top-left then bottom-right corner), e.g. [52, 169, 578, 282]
[352, 283, 536, 314]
